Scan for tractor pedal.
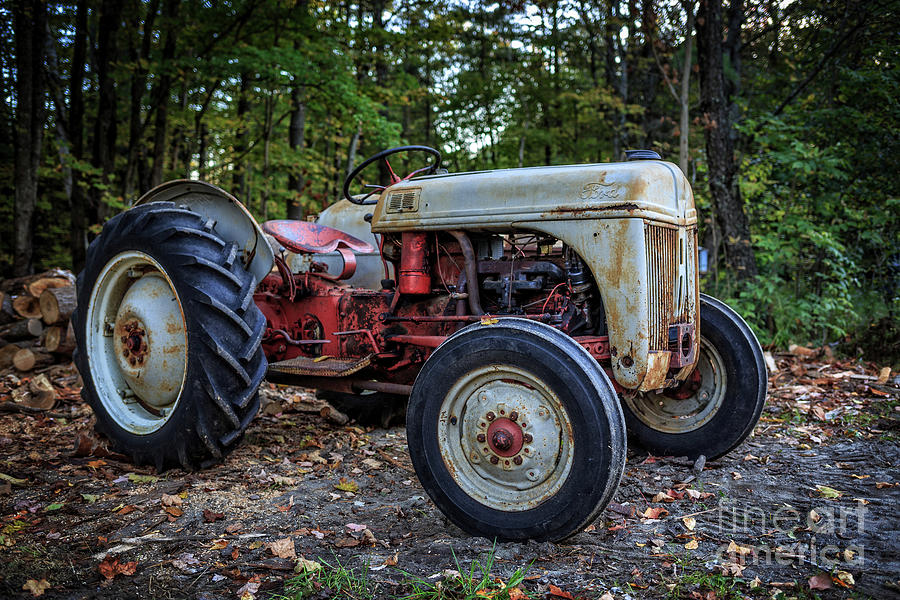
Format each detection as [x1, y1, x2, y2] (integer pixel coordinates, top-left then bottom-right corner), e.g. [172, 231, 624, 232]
[266, 354, 373, 378]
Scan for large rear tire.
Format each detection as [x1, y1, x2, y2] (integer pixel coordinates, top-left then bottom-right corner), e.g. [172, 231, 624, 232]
[621, 294, 767, 460]
[407, 318, 626, 542]
[73, 202, 267, 471]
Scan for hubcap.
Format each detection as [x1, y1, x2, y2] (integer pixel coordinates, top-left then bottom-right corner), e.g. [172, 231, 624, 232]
[87, 251, 188, 434]
[624, 337, 726, 433]
[438, 365, 574, 511]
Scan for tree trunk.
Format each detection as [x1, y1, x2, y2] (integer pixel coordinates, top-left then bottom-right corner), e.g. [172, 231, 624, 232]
[91, 0, 125, 224]
[232, 72, 250, 197]
[286, 81, 307, 220]
[123, 0, 159, 198]
[12, 0, 47, 276]
[696, 0, 756, 278]
[679, 1, 695, 175]
[39, 286, 76, 324]
[69, 0, 88, 272]
[151, 0, 179, 188]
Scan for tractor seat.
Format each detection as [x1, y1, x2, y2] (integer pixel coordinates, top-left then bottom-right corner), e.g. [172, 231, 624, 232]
[263, 220, 375, 255]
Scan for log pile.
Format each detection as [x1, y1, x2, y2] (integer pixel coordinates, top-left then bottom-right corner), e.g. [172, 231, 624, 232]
[0, 269, 79, 412]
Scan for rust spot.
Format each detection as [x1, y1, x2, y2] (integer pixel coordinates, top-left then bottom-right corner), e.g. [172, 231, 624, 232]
[622, 355, 634, 367]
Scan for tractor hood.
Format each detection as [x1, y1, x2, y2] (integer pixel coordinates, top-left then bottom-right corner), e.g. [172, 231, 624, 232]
[371, 160, 695, 233]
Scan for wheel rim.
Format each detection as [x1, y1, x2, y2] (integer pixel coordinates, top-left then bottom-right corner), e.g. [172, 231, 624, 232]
[624, 337, 726, 433]
[437, 364, 574, 511]
[86, 251, 188, 434]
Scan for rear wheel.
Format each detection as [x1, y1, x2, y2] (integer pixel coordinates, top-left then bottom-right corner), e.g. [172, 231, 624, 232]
[621, 294, 767, 460]
[73, 202, 267, 471]
[407, 318, 626, 541]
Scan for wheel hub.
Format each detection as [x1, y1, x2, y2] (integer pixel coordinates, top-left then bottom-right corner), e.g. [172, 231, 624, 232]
[487, 417, 523, 456]
[438, 367, 574, 511]
[112, 273, 187, 409]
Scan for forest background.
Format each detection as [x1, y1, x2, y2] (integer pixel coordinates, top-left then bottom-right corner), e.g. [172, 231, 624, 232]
[1, 0, 898, 361]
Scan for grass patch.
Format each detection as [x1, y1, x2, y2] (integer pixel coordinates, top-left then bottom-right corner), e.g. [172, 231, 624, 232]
[282, 555, 380, 599]
[402, 545, 533, 600]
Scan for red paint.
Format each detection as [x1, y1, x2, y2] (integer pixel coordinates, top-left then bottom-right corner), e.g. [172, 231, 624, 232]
[263, 220, 374, 254]
[487, 418, 524, 457]
[398, 232, 431, 294]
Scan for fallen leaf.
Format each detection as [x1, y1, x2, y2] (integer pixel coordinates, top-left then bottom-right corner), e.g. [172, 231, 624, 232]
[334, 478, 358, 493]
[383, 553, 398, 566]
[0, 473, 28, 486]
[172, 552, 200, 572]
[508, 587, 528, 600]
[127, 473, 158, 484]
[202, 509, 224, 523]
[877, 366, 891, 384]
[163, 506, 183, 518]
[210, 539, 229, 550]
[266, 537, 296, 559]
[815, 484, 843, 498]
[335, 537, 361, 548]
[808, 572, 832, 590]
[876, 482, 894, 489]
[81, 494, 99, 504]
[726, 540, 752, 556]
[98, 555, 138, 580]
[834, 571, 855, 587]
[652, 491, 675, 503]
[22, 579, 50, 597]
[295, 557, 322, 573]
[161, 494, 182, 507]
[683, 516, 696, 531]
[346, 523, 368, 533]
[684, 539, 698, 550]
[548, 584, 575, 599]
[642, 506, 668, 519]
[731, 471, 743, 480]
[236, 578, 260, 599]
[46, 502, 64, 511]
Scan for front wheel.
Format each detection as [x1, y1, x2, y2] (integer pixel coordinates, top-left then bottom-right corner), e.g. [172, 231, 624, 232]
[621, 294, 767, 460]
[73, 202, 267, 471]
[407, 318, 626, 542]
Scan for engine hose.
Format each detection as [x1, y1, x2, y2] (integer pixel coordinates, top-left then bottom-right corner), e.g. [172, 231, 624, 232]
[448, 230, 484, 316]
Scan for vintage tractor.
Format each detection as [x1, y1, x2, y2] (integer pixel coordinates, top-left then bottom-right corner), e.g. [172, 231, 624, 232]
[72, 146, 766, 541]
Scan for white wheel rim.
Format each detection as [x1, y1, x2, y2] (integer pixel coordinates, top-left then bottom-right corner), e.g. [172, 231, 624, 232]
[86, 251, 188, 434]
[437, 365, 574, 511]
[624, 337, 726, 433]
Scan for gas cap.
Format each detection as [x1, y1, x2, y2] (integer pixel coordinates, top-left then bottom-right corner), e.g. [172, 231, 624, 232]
[624, 149, 662, 161]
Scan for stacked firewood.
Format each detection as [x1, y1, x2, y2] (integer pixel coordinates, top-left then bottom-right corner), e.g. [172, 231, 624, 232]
[0, 269, 79, 409]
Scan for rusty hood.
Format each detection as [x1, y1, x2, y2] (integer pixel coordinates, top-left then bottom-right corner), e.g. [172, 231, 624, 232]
[371, 160, 695, 232]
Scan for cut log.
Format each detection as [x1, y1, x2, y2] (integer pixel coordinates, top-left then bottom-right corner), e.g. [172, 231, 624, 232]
[12, 348, 53, 372]
[45, 323, 76, 355]
[1, 269, 75, 295]
[12, 295, 42, 319]
[28, 277, 71, 299]
[26, 373, 57, 409]
[0, 318, 44, 341]
[0, 344, 21, 369]
[40, 286, 77, 324]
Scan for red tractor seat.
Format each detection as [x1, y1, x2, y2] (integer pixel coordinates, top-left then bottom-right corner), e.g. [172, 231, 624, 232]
[263, 220, 376, 281]
[263, 220, 375, 255]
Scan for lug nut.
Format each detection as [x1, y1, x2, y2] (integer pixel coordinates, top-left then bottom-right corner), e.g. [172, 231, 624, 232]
[450, 416, 457, 425]
[513, 456, 523, 465]
[486, 411, 496, 421]
[523, 433, 533, 443]
[509, 411, 518, 421]
[490, 456, 499, 465]
[476, 434, 486, 443]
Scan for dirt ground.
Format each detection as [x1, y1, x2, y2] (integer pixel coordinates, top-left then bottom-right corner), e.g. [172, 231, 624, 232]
[1, 352, 898, 600]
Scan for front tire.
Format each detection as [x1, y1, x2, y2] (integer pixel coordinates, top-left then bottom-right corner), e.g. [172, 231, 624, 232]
[621, 294, 767, 460]
[407, 318, 626, 542]
[73, 202, 267, 471]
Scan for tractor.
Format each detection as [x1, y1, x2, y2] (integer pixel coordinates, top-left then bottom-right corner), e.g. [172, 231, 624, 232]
[72, 145, 766, 541]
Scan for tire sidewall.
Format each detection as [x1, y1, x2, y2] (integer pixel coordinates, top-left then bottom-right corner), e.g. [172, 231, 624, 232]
[74, 217, 207, 458]
[621, 294, 767, 460]
[407, 320, 624, 541]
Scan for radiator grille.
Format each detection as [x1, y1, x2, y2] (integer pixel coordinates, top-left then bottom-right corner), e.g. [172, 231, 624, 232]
[646, 224, 678, 350]
[645, 224, 698, 351]
[386, 189, 420, 213]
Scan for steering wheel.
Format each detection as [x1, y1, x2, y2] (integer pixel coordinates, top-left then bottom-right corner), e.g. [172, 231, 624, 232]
[343, 145, 442, 205]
